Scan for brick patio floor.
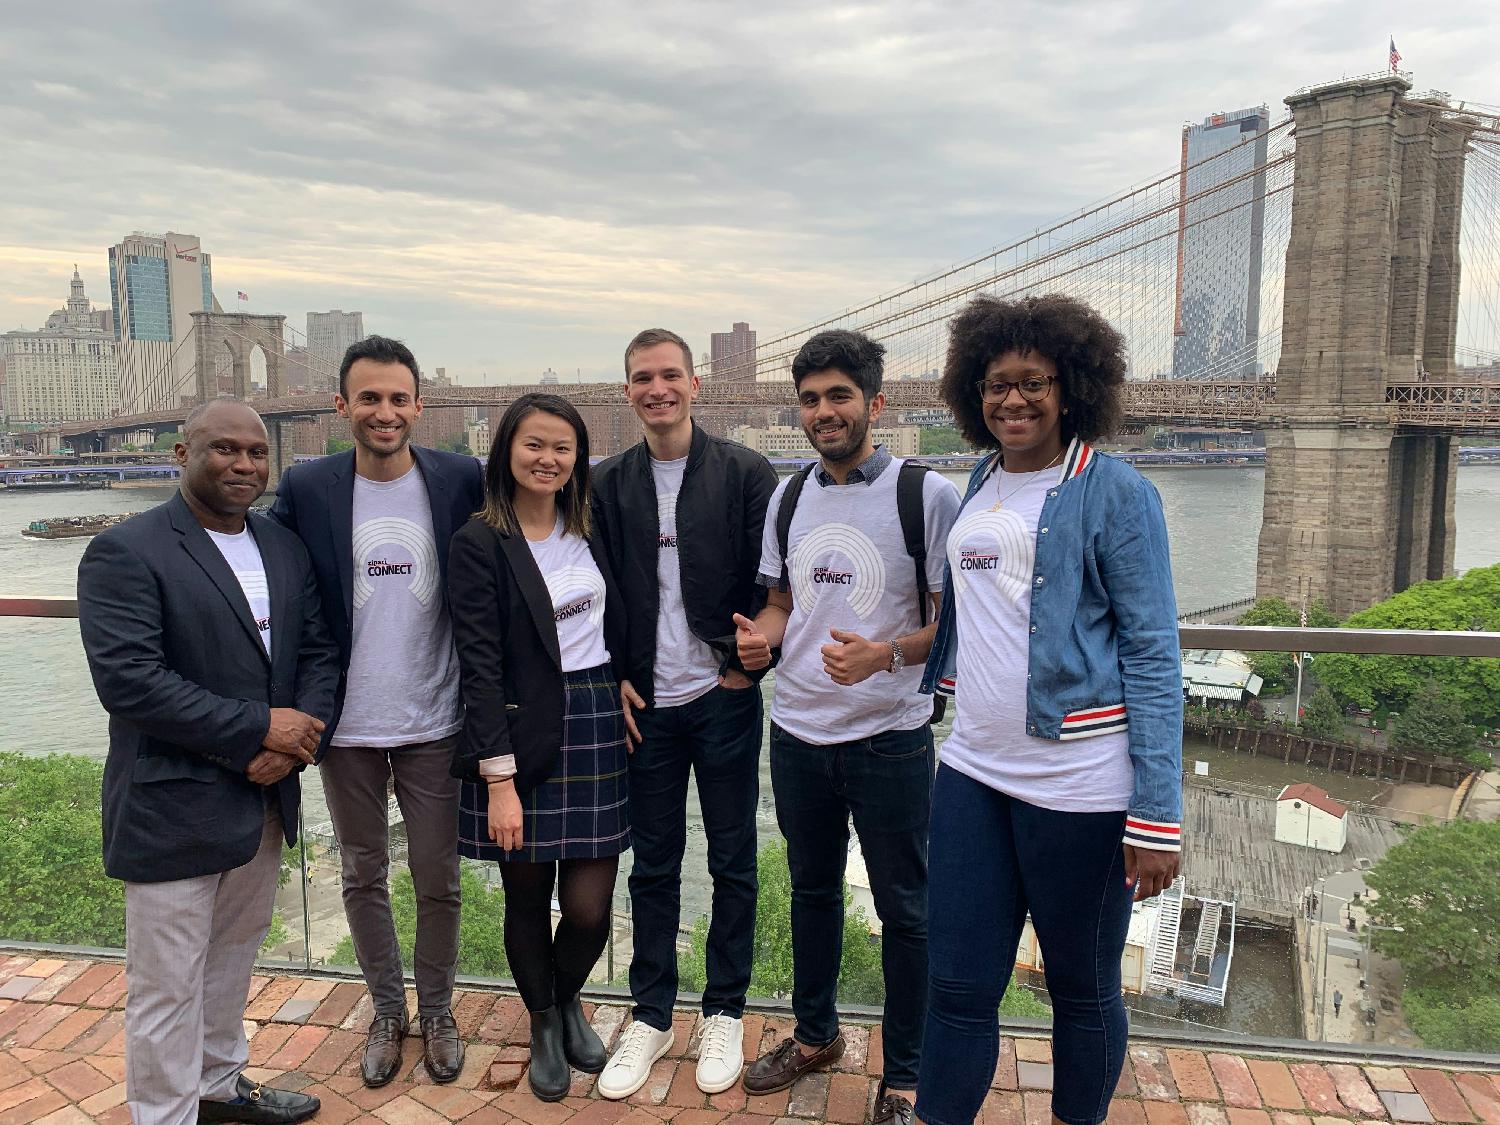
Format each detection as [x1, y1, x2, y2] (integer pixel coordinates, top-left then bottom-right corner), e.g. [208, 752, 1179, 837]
[1, 955, 1498, 1125]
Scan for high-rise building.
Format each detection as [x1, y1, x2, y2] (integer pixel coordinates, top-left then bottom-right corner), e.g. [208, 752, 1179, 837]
[2, 268, 118, 422]
[306, 310, 365, 377]
[1172, 107, 1270, 379]
[109, 232, 218, 413]
[710, 321, 757, 382]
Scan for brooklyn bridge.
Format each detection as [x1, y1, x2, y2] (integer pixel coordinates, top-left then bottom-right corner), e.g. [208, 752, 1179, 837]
[57, 73, 1500, 616]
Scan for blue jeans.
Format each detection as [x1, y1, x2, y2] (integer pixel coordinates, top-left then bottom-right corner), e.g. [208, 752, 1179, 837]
[769, 721, 933, 1091]
[916, 765, 1133, 1125]
[627, 683, 762, 1030]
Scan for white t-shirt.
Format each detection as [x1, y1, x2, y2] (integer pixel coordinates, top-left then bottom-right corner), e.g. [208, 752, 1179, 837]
[333, 464, 463, 747]
[650, 455, 721, 707]
[940, 466, 1133, 812]
[758, 459, 959, 745]
[206, 526, 272, 655]
[527, 517, 611, 673]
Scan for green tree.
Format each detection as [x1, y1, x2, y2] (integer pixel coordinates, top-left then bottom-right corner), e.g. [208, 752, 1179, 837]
[919, 426, 969, 457]
[326, 437, 355, 455]
[1000, 981, 1052, 1021]
[0, 753, 125, 947]
[1298, 687, 1346, 742]
[330, 863, 509, 977]
[1313, 563, 1500, 726]
[1236, 597, 1339, 695]
[151, 430, 183, 452]
[1392, 681, 1482, 763]
[1401, 989, 1500, 1053]
[438, 434, 472, 456]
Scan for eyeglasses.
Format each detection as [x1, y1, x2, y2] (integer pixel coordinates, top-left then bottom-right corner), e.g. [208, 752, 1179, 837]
[975, 375, 1056, 403]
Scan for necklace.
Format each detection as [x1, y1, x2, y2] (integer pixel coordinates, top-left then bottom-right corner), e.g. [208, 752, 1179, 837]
[989, 448, 1065, 511]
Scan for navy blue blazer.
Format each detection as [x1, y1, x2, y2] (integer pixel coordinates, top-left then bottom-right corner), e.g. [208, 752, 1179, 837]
[78, 493, 340, 883]
[266, 445, 485, 746]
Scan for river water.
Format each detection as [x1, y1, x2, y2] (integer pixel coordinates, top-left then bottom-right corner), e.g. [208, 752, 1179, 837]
[4, 465, 1498, 1036]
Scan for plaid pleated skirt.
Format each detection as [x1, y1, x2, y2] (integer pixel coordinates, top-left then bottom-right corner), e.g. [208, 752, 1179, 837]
[458, 665, 632, 863]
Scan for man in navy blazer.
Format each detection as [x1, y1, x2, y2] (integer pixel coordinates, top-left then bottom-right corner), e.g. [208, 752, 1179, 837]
[268, 336, 483, 1087]
[79, 399, 339, 1125]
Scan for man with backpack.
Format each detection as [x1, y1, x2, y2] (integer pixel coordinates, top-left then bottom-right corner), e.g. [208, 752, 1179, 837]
[734, 329, 959, 1125]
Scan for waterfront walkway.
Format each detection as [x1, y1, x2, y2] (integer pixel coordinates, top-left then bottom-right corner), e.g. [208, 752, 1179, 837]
[2, 955, 1498, 1125]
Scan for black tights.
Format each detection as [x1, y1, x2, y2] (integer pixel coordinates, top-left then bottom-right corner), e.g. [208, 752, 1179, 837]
[498, 856, 619, 1012]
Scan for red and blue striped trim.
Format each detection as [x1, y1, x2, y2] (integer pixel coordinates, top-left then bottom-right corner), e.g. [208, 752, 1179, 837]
[1058, 438, 1095, 482]
[936, 675, 956, 698]
[1058, 702, 1127, 740]
[1124, 817, 1181, 852]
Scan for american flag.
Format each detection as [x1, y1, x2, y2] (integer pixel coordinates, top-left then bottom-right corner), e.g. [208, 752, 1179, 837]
[1389, 37, 1402, 72]
[237, 290, 249, 301]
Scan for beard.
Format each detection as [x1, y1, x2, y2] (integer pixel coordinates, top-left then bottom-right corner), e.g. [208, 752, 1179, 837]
[804, 412, 870, 465]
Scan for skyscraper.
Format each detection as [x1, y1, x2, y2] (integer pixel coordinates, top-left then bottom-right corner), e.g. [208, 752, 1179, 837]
[710, 321, 757, 382]
[108, 232, 218, 412]
[306, 310, 365, 378]
[2, 267, 118, 422]
[1172, 107, 1270, 379]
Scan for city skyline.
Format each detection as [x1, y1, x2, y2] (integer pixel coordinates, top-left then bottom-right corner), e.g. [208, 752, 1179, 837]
[1, 2, 1492, 385]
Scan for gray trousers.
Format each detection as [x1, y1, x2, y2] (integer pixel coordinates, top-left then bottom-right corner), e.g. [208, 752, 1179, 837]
[320, 735, 461, 1019]
[124, 804, 282, 1125]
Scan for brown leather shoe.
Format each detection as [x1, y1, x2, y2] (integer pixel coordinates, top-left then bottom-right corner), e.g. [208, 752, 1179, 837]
[361, 1013, 408, 1088]
[742, 1033, 845, 1095]
[872, 1085, 914, 1125]
[420, 1010, 465, 1084]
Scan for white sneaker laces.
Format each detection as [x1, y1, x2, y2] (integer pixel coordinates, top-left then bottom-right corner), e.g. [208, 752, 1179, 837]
[700, 1015, 736, 1061]
[612, 1022, 657, 1068]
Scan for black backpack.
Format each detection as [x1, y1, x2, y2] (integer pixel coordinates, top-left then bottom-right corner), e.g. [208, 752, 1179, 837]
[774, 459, 946, 721]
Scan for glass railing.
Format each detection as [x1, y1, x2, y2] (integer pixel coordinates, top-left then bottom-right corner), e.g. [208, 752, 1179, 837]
[3, 595, 1497, 1061]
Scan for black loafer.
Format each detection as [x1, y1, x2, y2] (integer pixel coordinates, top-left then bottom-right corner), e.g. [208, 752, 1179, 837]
[420, 1010, 466, 1084]
[198, 1074, 320, 1124]
[361, 1013, 409, 1088]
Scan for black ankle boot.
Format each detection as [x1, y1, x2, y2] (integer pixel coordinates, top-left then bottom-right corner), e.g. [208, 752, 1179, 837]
[528, 1007, 571, 1101]
[558, 994, 606, 1073]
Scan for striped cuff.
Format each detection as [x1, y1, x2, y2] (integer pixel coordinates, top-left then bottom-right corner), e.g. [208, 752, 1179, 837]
[478, 754, 517, 781]
[1124, 817, 1181, 852]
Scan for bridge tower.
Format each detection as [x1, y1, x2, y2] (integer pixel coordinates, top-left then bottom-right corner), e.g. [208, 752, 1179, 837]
[1256, 76, 1476, 617]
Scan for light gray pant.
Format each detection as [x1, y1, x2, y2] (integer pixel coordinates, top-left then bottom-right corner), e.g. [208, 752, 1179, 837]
[124, 804, 282, 1125]
[320, 735, 461, 1019]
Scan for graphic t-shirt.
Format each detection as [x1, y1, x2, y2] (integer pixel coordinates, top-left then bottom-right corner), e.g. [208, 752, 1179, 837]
[940, 466, 1132, 812]
[527, 517, 611, 673]
[650, 455, 721, 707]
[757, 459, 959, 744]
[206, 525, 271, 655]
[332, 464, 463, 747]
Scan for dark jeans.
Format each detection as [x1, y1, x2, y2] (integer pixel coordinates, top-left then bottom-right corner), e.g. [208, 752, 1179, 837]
[769, 721, 933, 1091]
[628, 683, 762, 1030]
[916, 765, 1133, 1125]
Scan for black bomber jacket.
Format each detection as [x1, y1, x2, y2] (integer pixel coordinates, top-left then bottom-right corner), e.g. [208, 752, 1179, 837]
[590, 423, 778, 706]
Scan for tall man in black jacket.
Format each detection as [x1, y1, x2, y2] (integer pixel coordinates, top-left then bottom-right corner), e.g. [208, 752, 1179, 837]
[79, 400, 339, 1125]
[592, 329, 777, 1100]
[269, 336, 484, 1087]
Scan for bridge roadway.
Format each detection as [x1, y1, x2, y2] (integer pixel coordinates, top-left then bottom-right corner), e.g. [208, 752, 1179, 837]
[57, 376, 1500, 440]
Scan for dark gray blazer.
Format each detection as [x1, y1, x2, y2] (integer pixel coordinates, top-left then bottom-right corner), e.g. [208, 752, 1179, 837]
[78, 492, 340, 883]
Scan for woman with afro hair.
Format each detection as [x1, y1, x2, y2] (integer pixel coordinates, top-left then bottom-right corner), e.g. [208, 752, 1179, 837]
[915, 294, 1182, 1125]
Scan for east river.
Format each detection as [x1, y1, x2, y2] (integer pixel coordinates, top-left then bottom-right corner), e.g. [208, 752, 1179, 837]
[4, 465, 1499, 1036]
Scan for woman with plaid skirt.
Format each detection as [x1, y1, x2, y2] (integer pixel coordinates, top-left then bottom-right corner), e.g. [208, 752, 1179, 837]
[448, 393, 634, 1102]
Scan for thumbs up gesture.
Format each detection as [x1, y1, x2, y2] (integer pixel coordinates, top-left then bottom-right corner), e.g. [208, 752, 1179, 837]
[734, 612, 772, 671]
[820, 628, 888, 686]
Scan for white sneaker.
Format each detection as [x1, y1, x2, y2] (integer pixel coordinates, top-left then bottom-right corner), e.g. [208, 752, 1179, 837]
[695, 1014, 744, 1095]
[597, 1020, 674, 1100]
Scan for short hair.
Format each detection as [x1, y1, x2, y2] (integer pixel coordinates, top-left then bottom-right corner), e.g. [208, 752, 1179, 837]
[479, 393, 592, 538]
[940, 293, 1125, 448]
[623, 328, 693, 376]
[338, 335, 421, 400]
[791, 329, 885, 399]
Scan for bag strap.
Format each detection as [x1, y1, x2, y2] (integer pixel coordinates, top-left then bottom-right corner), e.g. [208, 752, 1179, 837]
[775, 462, 817, 589]
[897, 460, 933, 626]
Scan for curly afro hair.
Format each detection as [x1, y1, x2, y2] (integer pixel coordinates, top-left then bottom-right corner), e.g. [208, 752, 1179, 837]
[940, 293, 1126, 450]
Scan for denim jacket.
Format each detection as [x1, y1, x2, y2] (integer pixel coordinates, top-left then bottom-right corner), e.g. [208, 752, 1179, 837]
[920, 437, 1183, 852]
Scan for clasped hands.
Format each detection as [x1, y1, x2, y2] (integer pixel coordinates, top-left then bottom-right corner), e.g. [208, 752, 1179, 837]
[734, 613, 887, 686]
[246, 707, 325, 785]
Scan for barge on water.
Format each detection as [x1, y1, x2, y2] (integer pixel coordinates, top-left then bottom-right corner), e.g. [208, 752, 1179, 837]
[21, 513, 135, 540]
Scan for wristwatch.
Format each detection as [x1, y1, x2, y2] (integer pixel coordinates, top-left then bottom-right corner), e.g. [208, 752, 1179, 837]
[887, 639, 906, 674]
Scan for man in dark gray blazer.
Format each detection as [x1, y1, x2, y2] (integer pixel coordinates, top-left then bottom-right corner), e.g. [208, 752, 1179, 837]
[79, 399, 339, 1125]
[268, 336, 483, 1086]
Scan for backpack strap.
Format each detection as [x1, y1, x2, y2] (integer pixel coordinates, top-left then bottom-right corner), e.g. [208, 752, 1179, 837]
[896, 460, 933, 626]
[775, 462, 817, 590]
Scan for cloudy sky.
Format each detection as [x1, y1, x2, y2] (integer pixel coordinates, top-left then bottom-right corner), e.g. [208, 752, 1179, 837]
[1, 1, 1493, 383]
